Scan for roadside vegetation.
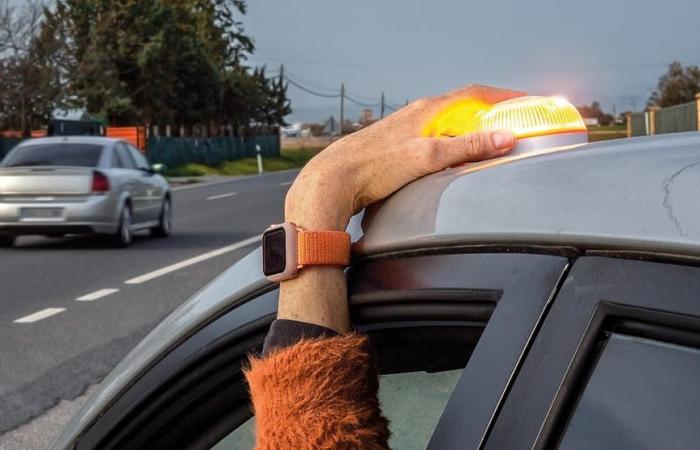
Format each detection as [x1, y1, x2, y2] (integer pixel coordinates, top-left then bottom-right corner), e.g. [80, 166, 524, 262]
[164, 147, 322, 177]
[588, 125, 627, 142]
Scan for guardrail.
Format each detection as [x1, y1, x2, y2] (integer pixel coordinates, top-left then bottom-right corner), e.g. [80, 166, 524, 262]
[627, 93, 700, 137]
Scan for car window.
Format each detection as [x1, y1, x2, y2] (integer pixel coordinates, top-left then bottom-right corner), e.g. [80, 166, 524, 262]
[127, 145, 150, 170]
[116, 143, 136, 169]
[557, 333, 700, 450]
[110, 148, 122, 168]
[213, 369, 463, 450]
[2, 143, 104, 167]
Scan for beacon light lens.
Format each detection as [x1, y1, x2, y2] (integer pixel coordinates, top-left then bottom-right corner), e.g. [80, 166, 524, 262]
[422, 95, 587, 140]
[475, 96, 587, 139]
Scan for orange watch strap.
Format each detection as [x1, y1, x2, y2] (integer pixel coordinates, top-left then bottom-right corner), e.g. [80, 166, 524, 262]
[297, 230, 351, 267]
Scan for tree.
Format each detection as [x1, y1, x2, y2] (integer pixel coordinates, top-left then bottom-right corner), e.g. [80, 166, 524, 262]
[0, 0, 66, 136]
[649, 61, 700, 107]
[577, 101, 613, 126]
[47, 0, 290, 132]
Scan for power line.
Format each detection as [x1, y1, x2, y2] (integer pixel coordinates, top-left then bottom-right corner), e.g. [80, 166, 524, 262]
[255, 55, 694, 73]
[285, 76, 341, 98]
[345, 95, 381, 108]
[285, 70, 341, 95]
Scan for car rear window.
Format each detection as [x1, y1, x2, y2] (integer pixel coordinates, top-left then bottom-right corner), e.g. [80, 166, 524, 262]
[3, 144, 104, 167]
[557, 333, 700, 450]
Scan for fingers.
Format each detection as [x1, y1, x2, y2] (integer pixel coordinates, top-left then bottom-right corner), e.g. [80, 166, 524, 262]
[419, 130, 516, 171]
[431, 84, 527, 112]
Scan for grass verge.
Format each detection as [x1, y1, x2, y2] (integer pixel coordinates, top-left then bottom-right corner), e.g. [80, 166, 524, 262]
[164, 147, 323, 177]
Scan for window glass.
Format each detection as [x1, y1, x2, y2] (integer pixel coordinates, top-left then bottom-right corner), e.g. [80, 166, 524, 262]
[127, 145, 150, 170]
[3, 144, 103, 167]
[212, 369, 463, 450]
[558, 333, 700, 450]
[110, 149, 122, 168]
[116, 143, 136, 169]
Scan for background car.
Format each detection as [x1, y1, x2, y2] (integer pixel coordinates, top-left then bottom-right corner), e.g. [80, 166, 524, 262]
[0, 136, 171, 247]
[51, 132, 700, 449]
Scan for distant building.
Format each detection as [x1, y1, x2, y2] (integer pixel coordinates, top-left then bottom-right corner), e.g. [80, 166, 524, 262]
[323, 117, 341, 136]
[281, 123, 302, 137]
[583, 117, 600, 127]
[360, 108, 375, 125]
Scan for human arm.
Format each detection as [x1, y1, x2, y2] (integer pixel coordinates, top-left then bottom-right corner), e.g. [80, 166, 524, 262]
[245, 85, 523, 449]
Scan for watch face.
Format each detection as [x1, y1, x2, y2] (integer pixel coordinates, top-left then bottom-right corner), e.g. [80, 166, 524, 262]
[262, 227, 287, 276]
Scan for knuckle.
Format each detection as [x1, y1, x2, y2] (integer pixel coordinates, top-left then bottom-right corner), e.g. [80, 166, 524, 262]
[463, 133, 483, 156]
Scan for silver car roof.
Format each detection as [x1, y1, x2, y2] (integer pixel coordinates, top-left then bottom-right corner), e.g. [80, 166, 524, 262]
[16, 136, 119, 147]
[51, 132, 700, 448]
[349, 131, 700, 260]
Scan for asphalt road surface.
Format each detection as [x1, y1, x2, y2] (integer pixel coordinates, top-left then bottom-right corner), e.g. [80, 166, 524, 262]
[0, 170, 297, 445]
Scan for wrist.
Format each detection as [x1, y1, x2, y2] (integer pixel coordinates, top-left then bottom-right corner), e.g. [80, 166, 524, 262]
[285, 169, 354, 231]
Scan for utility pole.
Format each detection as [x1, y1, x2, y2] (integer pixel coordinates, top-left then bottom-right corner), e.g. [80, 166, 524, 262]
[380, 92, 385, 118]
[340, 82, 345, 136]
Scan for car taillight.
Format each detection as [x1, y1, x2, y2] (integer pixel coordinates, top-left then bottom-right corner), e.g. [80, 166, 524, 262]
[91, 170, 110, 193]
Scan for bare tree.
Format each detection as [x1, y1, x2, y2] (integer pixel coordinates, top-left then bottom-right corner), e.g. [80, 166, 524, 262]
[0, 0, 60, 136]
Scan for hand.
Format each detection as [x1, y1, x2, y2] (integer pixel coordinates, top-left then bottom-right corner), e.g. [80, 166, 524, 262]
[285, 84, 525, 232]
[279, 84, 524, 332]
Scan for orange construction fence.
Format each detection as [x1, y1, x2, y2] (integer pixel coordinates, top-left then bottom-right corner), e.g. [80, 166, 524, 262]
[106, 126, 147, 152]
[0, 130, 48, 138]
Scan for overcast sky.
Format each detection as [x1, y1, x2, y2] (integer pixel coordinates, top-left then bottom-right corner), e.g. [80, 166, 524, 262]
[245, 0, 700, 123]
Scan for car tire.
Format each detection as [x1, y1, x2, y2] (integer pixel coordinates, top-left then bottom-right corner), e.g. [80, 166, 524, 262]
[0, 234, 15, 248]
[111, 205, 133, 248]
[151, 197, 172, 238]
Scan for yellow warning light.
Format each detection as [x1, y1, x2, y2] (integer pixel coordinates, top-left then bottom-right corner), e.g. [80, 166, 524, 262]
[476, 96, 587, 139]
[422, 95, 587, 140]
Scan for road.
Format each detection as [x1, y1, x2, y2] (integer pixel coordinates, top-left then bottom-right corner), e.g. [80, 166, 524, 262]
[0, 170, 296, 442]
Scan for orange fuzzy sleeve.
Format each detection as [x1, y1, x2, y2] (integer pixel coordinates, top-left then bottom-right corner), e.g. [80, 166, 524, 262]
[244, 334, 390, 450]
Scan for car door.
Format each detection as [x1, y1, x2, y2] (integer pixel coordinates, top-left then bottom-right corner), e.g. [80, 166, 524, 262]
[56, 251, 568, 450]
[114, 142, 149, 224]
[126, 144, 162, 222]
[483, 256, 700, 450]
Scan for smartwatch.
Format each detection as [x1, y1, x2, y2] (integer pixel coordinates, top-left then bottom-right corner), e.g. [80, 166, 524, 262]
[262, 222, 351, 282]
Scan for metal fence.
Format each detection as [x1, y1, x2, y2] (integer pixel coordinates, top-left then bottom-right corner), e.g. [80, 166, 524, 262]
[628, 96, 700, 137]
[146, 135, 280, 168]
[0, 135, 280, 168]
[0, 138, 22, 160]
[654, 102, 698, 135]
[630, 112, 647, 137]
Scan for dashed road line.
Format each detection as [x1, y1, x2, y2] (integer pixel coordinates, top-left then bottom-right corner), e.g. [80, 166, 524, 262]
[14, 308, 66, 324]
[125, 234, 262, 285]
[206, 192, 237, 201]
[279, 181, 293, 186]
[76, 288, 119, 302]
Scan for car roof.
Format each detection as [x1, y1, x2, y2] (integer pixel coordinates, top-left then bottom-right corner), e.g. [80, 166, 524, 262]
[16, 136, 119, 147]
[349, 132, 700, 260]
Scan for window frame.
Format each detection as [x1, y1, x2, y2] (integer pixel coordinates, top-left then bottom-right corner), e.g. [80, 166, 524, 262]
[70, 252, 568, 450]
[127, 144, 150, 170]
[484, 256, 700, 450]
[115, 142, 137, 170]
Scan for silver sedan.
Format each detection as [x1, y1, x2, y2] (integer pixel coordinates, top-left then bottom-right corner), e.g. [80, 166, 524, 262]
[0, 136, 172, 247]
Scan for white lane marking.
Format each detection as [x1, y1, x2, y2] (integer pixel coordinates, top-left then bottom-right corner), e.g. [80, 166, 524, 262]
[76, 288, 119, 302]
[125, 234, 262, 285]
[14, 308, 66, 324]
[279, 181, 293, 186]
[206, 192, 237, 201]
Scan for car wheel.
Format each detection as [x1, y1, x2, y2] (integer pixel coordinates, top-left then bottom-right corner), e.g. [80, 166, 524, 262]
[151, 197, 172, 238]
[112, 205, 133, 248]
[0, 234, 15, 248]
